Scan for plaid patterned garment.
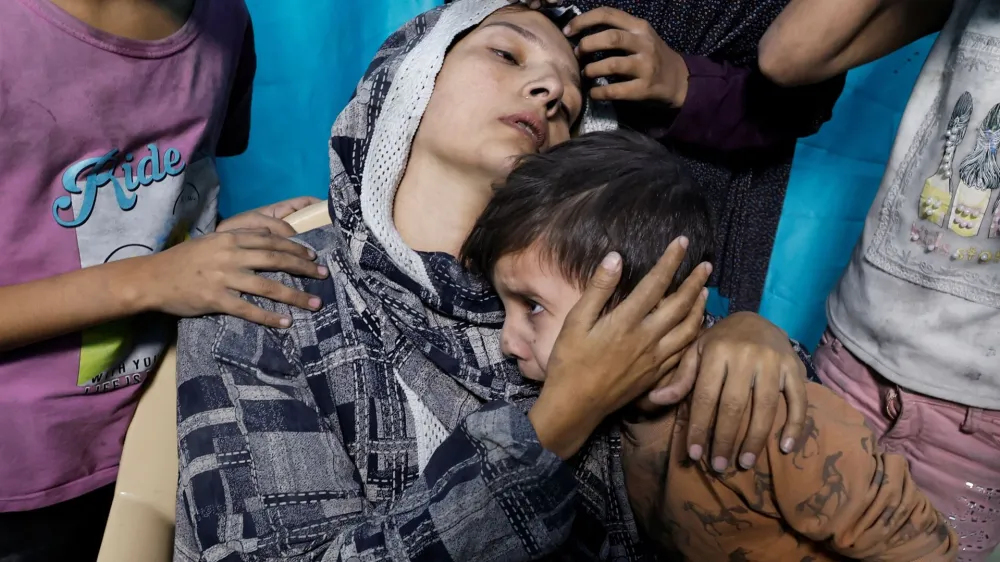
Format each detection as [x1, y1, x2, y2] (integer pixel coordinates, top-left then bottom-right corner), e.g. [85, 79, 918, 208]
[174, 2, 644, 561]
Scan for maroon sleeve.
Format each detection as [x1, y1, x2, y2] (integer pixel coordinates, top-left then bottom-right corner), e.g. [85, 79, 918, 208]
[629, 54, 845, 153]
[216, 18, 256, 158]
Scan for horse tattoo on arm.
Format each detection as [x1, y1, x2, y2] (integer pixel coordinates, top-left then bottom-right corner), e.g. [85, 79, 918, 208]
[682, 502, 753, 536]
[795, 451, 847, 522]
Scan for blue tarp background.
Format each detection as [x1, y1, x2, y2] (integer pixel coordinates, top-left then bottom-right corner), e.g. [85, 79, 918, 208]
[217, 0, 441, 215]
[217, 3, 935, 350]
[757, 36, 935, 348]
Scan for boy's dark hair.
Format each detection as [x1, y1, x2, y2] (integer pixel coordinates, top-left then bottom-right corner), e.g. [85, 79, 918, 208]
[461, 130, 714, 306]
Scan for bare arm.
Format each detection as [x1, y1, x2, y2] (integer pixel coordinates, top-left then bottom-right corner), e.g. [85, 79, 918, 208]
[0, 201, 325, 354]
[759, 0, 954, 87]
[0, 261, 150, 353]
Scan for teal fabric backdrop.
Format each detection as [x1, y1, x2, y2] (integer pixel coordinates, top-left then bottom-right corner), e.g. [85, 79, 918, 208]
[217, 3, 934, 350]
[758, 36, 937, 348]
[217, 0, 442, 216]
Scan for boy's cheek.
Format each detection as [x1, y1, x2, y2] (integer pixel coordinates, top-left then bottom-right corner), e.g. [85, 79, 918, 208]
[519, 363, 547, 382]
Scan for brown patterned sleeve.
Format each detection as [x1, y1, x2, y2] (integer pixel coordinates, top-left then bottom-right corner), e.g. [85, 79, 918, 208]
[761, 384, 959, 561]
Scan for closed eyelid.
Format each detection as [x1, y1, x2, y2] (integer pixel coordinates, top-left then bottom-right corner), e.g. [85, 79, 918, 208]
[480, 21, 580, 90]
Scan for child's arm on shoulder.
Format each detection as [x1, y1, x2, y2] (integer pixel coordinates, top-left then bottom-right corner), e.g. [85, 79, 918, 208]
[0, 259, 155, 353]
[647, 312, 811, 473]
[0, 205, 324, 353]
[762, 384, 958, 560]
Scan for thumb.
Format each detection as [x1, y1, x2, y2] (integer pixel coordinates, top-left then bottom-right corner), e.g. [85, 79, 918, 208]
[565, 252, 622, 330]
[264, 196, 322, 220]
[220, 213, 296, 238]
[647, 344, 699, 405]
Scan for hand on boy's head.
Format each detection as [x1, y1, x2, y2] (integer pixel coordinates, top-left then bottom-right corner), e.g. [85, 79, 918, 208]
[530, 238, 710, 459]
[140, 220, 329, 329]
[647, 312, 808, 473]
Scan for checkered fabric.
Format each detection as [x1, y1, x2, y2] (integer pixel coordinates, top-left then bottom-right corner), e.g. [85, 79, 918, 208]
[174, 2, 643, 561]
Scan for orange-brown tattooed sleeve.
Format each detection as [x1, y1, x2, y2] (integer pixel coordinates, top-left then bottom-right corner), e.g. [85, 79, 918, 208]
[621, 384, 959, 561]
[760, 384, 958, 560]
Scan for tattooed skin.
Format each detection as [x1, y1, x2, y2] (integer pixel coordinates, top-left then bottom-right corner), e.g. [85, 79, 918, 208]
[795, 452, 848, 523]
[728, 547, 752, 561]
[682, 502, 753, 536]
[621, 422, 684, 554]
[774, 405, 821, 470]
[718, 466, 780, 517]
[619, 383, 955, 560]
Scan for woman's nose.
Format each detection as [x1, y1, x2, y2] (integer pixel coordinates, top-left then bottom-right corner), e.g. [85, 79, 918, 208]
[524, 73, 566, 119]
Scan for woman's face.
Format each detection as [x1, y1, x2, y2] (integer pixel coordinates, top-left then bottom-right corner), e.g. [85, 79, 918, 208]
[413, 7, 583, 183]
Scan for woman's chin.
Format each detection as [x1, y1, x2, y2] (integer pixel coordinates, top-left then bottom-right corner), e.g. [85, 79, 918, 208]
[467, 144, 534, 183]
[484, 151, 525, 178]
[500, 153, 522, 170]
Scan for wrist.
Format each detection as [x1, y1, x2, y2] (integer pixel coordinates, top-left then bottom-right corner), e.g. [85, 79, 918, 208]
[670, 52, 690, 107]
[119, 254, 160, 314]
[654, 50, 691, 109]
[529, 390, 600, 460]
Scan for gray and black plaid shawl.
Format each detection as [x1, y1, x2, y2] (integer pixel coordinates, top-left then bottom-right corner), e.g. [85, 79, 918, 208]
[174, 2, 644, 561]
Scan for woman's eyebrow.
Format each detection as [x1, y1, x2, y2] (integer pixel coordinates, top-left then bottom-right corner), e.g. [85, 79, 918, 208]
[481, 21, 543, 47]
[481, 21, 581, 89]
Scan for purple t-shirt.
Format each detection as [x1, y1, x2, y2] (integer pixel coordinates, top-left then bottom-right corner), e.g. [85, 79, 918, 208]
[0, 0, 254, 511]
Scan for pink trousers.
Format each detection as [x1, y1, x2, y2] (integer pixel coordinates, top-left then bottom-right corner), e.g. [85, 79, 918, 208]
[815, 332, 1000, 562]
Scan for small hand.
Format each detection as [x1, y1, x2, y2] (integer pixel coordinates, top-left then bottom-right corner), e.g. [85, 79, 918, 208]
[217, 196, 322, 238]
[564, 7, 690, 107]
[529, 237, 710, 459]
[648, 312, 808, 471]
[141, 226, 329, 329]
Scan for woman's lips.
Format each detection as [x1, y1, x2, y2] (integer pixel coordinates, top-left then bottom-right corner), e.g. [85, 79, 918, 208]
[499, 112, 547, 151]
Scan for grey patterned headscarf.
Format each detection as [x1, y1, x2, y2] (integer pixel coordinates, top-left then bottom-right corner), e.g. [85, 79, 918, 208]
[324, 1, 643, 559]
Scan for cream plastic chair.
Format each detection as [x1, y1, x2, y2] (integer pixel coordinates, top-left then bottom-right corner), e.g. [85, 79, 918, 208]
[98, 201, 333, 562]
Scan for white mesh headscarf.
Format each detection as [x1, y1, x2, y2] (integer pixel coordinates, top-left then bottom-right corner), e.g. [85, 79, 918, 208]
[353, 0, 617, 292]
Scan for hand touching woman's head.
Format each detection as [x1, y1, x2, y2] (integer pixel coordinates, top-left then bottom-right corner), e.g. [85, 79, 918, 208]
[412, 5, 583, 186]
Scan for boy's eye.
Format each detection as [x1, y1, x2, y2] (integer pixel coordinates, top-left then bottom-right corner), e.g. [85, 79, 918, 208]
[527, 300, 545, 316]
[492, 49, 518, 64]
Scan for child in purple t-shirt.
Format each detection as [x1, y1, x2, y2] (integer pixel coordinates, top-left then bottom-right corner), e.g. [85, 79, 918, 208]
[0, 0, 327, 559]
